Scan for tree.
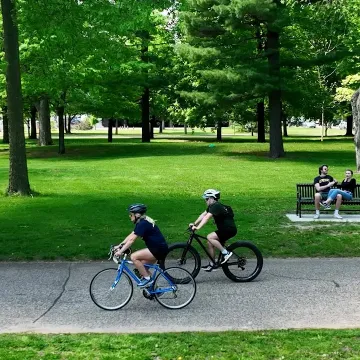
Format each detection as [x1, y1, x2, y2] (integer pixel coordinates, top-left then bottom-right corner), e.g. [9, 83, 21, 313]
[351, 89, 360, 173]
[1, 0, 31, 195]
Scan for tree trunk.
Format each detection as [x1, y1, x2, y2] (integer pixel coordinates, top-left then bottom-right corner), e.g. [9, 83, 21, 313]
[282, 109, 288, 137]
[217, 121, 222, 141]
[267, 25, 284, 158]
[345, 114, 353, 136]
[115, 119, 119, 135]
[57, 92, 65, 154]
[66, 115, 73, 134]
[139, 30, 151, 143]
[184, 123, 187, 135]
[39, 96, 53, 145]
[351, 89, 360, 173]
[64, 114, 68, 133]
[2, 106, 9, 144]
[108, 118, 113, 143]
[150, 115, 156, 139]
[1, 0, 31, 195]
[256, 101, 265, 143]
[141, 88, 150, 142]
[159, 120, 163, 133]
[30, 105, 37, 139]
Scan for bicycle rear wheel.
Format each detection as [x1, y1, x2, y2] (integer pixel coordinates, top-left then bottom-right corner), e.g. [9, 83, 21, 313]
[222, 241, 263, 282]
[153, 267, 196, 309]
[90, 268, 133, 310]
[164, 243, 201, 280]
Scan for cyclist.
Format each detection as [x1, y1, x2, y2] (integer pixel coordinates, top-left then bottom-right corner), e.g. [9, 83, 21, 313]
[190, 189, 236, 272]
[114, 203, 169, 287]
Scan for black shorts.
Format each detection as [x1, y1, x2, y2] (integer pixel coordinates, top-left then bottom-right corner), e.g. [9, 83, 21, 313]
[215, 228, 237, 244]
[148, 247, 168, 261]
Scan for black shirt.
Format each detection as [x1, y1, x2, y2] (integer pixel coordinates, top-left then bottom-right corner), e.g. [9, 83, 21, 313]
[341, 178, 356, 194]
[313, 175, 334, 193]
[207, 202, 236, 231]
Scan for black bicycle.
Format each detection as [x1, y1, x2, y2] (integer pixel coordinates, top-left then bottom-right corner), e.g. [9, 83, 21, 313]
[163, 229, 263, 282]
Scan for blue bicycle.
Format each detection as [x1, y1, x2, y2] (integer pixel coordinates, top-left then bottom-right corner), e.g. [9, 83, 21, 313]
[89, 246, 196, 310]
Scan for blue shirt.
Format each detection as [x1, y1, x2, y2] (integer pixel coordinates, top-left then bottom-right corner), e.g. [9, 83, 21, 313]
[134, 219, 168, 251]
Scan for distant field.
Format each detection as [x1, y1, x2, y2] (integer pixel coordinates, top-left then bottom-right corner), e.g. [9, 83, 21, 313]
[57, 125, 348, 138]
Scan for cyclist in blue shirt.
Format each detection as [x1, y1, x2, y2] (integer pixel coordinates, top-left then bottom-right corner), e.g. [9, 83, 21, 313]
[114, 204, 168, 287]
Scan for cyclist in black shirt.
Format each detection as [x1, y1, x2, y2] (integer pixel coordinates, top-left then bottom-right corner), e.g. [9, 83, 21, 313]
[313, 164, 337, 219]
[321, 169, 356, 219]
[190, 189, 237, 272]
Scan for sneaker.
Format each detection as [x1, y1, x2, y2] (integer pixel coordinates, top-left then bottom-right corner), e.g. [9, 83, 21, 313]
[201, 264, 218, 272]
[137, 278, 154, 288]
[320, 201, 331, 210]
[334, 214, 343, 219]
[313, 214, 320, 219]
[221, 252, 233, 264]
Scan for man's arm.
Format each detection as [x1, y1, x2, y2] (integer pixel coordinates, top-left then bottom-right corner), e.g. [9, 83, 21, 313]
[190, 211, 207, 227]
[192, 212, 213, 231]
[315, 180, 336, 192]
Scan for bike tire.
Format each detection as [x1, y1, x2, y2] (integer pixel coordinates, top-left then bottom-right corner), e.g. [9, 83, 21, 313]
[153, 267, 197, 310]
[89, 268, 133, 310]
[221, 241, 263, 282]
[164, 243, 201, 280]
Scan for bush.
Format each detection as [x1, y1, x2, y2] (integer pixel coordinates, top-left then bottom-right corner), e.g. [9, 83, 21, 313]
[74, 119, 93, 131]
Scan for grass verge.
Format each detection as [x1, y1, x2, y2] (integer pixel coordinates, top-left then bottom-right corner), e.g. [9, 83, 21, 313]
[1, 330, 360, 359]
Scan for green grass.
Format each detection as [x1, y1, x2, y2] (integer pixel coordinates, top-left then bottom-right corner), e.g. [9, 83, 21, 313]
[0, 132, 359, 260]
[1, 330, 360, 359]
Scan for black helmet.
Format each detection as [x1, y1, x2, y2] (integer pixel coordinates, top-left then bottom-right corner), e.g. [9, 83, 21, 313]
[128, 203, 147, 214]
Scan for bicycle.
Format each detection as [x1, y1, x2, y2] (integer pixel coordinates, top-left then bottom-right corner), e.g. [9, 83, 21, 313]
[163, 228, 263, 282]
[89, 245, 196, 310]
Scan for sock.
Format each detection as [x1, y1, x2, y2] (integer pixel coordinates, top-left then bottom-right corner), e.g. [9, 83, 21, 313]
[209, 261, 214, 266]
[144, 276, 150, 280]
[334, 210, 339, 215]
[221, 249, 228, 255]
[316, 210, 320, 215]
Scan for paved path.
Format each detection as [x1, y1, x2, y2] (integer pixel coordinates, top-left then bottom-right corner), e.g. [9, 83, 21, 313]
[1, 258, 359, 334]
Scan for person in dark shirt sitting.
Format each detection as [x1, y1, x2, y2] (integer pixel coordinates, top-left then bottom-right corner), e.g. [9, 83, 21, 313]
[313, 164, 337, 219]
[190, 189, 237, 272]
[114, 204, 168, 287]
[321, 169, 356, 219]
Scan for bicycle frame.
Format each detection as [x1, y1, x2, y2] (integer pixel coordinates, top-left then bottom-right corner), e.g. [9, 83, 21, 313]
[186, 231, 224, 265]
[112, 256, 176, 295]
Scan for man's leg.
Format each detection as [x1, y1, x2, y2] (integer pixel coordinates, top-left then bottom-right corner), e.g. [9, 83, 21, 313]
[314, 193, 321, 218]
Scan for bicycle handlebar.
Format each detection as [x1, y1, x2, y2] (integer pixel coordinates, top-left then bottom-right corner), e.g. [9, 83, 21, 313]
[108, 244, 132, 263]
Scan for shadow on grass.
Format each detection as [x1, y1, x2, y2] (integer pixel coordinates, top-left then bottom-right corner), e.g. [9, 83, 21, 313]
[10, 135, 354, 165]
[223, 150, 356, 167]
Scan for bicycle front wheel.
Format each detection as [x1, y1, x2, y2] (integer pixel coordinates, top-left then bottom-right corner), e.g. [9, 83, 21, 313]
[153, 267, 196, 310]
[164, 243, 201, 279]
[89, 268, 133, 310]
[222, 241, 263, 282]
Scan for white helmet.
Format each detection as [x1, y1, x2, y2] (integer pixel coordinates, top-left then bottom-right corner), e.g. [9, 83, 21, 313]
[202, 189, 220, 200]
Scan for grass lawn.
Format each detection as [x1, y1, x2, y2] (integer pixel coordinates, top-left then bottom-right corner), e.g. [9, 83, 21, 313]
[0, 130, 359, 260]
[1, 329, 360, 359]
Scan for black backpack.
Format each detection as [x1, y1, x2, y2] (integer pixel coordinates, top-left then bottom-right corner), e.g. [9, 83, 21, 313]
[222, 204, 234, 218]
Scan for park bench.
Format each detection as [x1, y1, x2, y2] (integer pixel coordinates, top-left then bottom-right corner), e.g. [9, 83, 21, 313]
[296, 183, 360, 218]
